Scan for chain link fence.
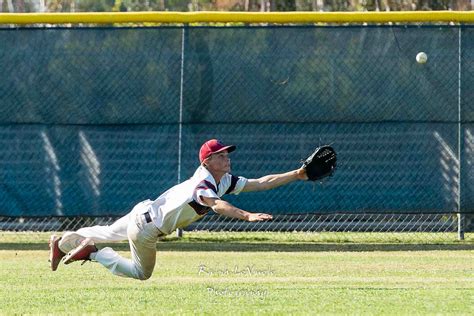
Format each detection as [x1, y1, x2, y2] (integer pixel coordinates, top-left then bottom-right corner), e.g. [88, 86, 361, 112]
[0, 213, 470, 243]
[0, 213, 460, 233]
[0, 25, 473, 243]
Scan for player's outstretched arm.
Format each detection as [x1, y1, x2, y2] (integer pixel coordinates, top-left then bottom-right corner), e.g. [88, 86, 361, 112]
[241, 168, 308, 193]
[201, 197, 273, 222]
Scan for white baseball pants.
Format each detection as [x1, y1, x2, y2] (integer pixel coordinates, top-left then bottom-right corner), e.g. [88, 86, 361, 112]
[59, 200, 163, 280]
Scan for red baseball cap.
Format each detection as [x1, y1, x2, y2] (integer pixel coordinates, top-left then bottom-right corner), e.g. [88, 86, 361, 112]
[199, 139, 236, 163]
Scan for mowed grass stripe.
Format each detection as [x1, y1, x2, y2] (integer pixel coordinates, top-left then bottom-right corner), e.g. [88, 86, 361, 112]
[1, 244, 473, 315]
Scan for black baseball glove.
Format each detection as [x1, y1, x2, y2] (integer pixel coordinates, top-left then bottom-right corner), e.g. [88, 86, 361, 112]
[301, 145, 337, 181]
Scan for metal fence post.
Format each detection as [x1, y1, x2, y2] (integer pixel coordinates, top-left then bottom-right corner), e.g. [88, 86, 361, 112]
[457, 27, 464, 241]
[176, 25, 186, 239]
[458, 214, 465, 240]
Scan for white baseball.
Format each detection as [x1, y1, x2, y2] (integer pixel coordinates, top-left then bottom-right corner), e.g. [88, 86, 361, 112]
[416, 52, 428, 64]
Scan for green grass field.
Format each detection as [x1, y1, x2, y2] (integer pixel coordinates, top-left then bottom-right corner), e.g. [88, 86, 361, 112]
[1, 232, 473, 315]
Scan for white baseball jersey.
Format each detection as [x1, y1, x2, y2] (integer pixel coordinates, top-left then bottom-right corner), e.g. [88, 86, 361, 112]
[147, 166, 247, 235]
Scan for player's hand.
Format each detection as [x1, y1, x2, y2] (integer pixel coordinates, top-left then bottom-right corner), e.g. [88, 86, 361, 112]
[246, 213, 273, 222]
[296, 168, 308, 181]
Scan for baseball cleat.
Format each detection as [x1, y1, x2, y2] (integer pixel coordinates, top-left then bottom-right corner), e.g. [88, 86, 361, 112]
[63, 238, 98, 265]
[49, 235, 66, 271]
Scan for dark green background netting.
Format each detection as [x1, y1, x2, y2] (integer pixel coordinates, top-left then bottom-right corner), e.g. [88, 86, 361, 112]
[0, 25, 472, 216]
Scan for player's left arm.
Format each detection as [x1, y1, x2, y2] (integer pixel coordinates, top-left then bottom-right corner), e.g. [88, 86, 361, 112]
[241, 168, 308, 192]
[200, 196, 272, 222]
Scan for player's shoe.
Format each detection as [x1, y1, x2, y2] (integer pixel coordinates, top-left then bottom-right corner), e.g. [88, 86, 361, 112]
[63, 238, 98, 265]
[49, 235, 66, 271]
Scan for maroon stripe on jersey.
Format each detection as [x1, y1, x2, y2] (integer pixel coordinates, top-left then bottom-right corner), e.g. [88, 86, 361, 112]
[225, 175, 239, 195]
[188, 200, 211, 215]
[202, 180, 218, 194]
[192, 181, 217, 215]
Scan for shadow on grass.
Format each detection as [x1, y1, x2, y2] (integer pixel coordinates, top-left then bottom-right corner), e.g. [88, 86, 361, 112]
[1, 242, 473, 252]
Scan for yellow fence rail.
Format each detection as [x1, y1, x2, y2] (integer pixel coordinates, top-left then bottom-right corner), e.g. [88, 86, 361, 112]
[1, 11, 474, 25]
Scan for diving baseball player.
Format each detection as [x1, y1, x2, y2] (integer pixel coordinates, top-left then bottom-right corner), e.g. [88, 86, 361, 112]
[49, 139, 309, 280]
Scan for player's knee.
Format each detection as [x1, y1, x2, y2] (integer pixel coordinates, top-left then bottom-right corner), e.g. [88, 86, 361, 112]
[138, 271, 152, 281]
[136, 267, 153, 280]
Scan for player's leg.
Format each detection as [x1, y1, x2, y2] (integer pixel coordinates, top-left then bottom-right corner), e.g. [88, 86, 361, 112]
[93, 213, 160, 280]
[49, 214, 130, 271]
[49, 200, 151, 271]
[63, 209, 161, 280]
[57, 200, 152, 253]
[58, 213, 131, 253]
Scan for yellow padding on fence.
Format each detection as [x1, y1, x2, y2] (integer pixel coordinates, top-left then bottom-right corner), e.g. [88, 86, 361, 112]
[0, 11, 474, 25]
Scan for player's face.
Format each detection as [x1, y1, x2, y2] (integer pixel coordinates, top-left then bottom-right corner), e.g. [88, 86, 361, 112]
[205, 151, 231, 174]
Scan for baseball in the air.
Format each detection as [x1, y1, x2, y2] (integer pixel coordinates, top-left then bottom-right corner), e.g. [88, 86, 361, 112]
[416, 52, 428, 64]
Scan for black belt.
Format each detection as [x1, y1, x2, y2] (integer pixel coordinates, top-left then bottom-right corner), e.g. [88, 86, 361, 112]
[142, 211, 166, 237]
[143, 212, 152, 223]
